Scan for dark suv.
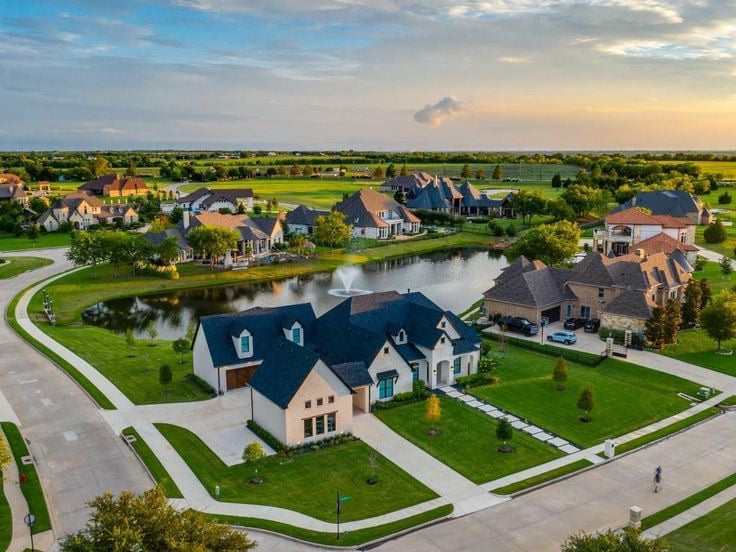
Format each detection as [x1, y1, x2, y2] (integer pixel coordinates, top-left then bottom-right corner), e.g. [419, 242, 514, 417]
[584, 318, 601, 333]
[498, 316, 539, 336]
[564, 317, 587, 330]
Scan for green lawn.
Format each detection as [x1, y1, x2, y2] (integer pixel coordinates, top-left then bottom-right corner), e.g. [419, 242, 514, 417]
[692, 260, 735, 295]
[695, 220, 736, 258]
[665, 495, 736, 551]
[693, 160, 736, 179]
[374, 397, 563, 484]
[0, 469, 10, 552]
[1, 423, 51, 534]
[468, 343, 703, 447]
[659, 329, 736, 377]
[0, 232, 72, 252]
[490, 459, 593, 495]
[122, 427, 183, 498]
[156, 424, 437, 522]
[33, 325, 206, 405]
[0, 256, 53, 279]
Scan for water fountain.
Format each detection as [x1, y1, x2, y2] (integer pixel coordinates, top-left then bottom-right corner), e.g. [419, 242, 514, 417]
[328, 266, 372, 297]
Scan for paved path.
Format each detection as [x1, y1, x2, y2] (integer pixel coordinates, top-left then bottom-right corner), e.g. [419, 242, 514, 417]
[0, 249, 152, 540]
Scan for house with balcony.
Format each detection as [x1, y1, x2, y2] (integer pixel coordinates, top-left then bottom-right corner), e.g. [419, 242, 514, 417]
[192, 291, 480, 447]
[620, 190, 712, 225]
[593, 207, 697, 262]
[333, 188, 421, 239]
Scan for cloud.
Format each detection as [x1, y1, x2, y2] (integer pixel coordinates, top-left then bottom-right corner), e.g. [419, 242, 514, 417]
[414, 96, 463, 127]
[498, 55, 531, 64]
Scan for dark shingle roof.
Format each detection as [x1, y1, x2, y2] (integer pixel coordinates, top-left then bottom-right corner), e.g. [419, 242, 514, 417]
[623, 190, 701, 217]
[330, 362, 373, 388]
[285, 205, 329, 226]
[603, 290, 653, 319]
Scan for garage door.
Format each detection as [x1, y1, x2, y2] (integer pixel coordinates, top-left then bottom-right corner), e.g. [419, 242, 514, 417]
[541, 306, 561, 323]
[226, 366, 257, 390]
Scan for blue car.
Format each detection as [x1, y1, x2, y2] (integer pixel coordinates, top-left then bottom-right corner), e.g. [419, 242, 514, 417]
[547, 330, 577, 345]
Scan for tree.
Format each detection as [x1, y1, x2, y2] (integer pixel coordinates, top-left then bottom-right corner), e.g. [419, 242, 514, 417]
[718, 191, 732, 204]
[186, 225, 239, 270]
[704, 219, 727, 244]
[508, 220, 581, 266]
[66, 230, 109, 278]
[385, 163, 397, 178]
[645, 306, 667, 348]
[551, 173, 562, 188]
[372, 165, 384, 179]
[124, 329, 136, 354]
[552, 357, 568, 391]
[681, 280, 702, 328]
[510, 190, 546, 224]
[561, 184, 612, 217]
[495, 418, 513, 452]
[252, 204, 262, 215]
[700, 290, 736, 351]
[157, 236, 181, 265]
[368, 450, 379, 484]
[185, 319, 197, 343]
[172, 338, 189, 364]
[125, 161, 137, 177]
[289, 164, 302, 176]
[561, 528, 668, 552]
[577, 385, 595, 422]
[92, 155, 111, 178]
[313, 211, 352, 251]
[461, 164, 472, 178]
[400, 163, 409, 176]
[700, 278, 712, 308]
[720, 255, 733, 277]
[475, 168, 485, 180]
[242, 441, 266, 482]
[663, 298, 682, 344]
[492, 164, 503, 180]
[146, 321, 159, 345]
[59, 486, 255, 552]
[393, 190, 407, 205]
[425, 395, 441, 435]
[169, 206, 184, 224]
[26, 223, 39, 246]
[546, 198, 575, 222]
[159, 364, 172, 394]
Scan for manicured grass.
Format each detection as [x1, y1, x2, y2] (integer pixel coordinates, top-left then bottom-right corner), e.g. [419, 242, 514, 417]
[0, 257, 53, 279]
[693, 160, 736, 179]
[374, 397, 563, 484]
[156, 424, 437, 522]
[659, 329, 736, 377]
[32, 232, 491, 324]
[695, 222, 736, 258]
[692, 260, 735, 295]
[0, 231, 72, 252]
[1, 423, 51, 534]
[121, 427, 183, 498]
[468, 344, 703, 447]
[5, 291, 115, 409]
[641, 471, 736, 531]
[35, 325, 205, 405]
[207, 504, 453, 546]
[0, 470, 10, 552]
[665, 495, 736, 551]
[614, 407, 720, 456]
[490, 459, 593, 495]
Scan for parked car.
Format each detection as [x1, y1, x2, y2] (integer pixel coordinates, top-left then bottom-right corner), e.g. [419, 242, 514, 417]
[547, 330, 577, 345]
[563, 317, 587, 330]
[584, 319, 601, 333]
[498, 316, 539, 336]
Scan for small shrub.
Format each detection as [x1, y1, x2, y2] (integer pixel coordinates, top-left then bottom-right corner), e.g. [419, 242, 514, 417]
[505, 223, 517, 237]
[246, 420, 286, 453]
[456, 372, 500, 387]
[718, 191, 732, 205]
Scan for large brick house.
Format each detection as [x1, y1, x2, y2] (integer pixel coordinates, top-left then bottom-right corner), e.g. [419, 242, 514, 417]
[37, 192, 139, 231]
[483, 250, 693, 331]
[78, 175, 148, 197]
[333, 188, 420, 239]
[620, 190, 712, 226]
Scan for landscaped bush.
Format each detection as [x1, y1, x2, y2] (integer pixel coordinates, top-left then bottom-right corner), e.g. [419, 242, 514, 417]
[414, 210, 463, 227]
[456, 372, 500, 387]
[704, 219, 727, 244]
[718, 191, 732, 205]
[372, 382, 428, 411]
[133, 260, 179, 279]
[246, 420, 286, 453]
[184, 373, 217, 397]
[483, 334, 604, 366]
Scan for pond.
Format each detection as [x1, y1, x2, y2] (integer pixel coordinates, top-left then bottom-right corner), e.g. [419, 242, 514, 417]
[82, 249, 509, 339]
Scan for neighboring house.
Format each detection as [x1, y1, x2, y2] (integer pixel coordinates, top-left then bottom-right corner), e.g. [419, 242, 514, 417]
[176, 187, 254, 213]
[284, 205, 329, 235]
[192, 291, 480, 446]
[483, 250, 693, 331]
[380, 172, 434, 193]
[593, 207, 696, 258]
[78, 175, 148, 197]
[620, 190, 712, 225]
[0, 184, 28, 206]
[143, 227, 194, 263]
[38, 192, 139, 231]
[333, 188, 421, 239]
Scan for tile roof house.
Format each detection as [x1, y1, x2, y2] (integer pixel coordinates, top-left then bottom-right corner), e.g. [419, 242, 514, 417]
[38, 192, 139, 231]
[0, 183, 29, 206]
[193, 291, 481, 446]
[333, 188, 421, 239]
[78, 175, 148, 197]
[176, 187, 254, 213]
[621, 190, 712, 225]
[483, 250, 693, 332]
[284, 205, 329, 235]
[593, 207, 698, 263]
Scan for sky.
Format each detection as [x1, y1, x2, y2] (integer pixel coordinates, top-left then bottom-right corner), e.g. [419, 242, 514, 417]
[1, 0, 735, 151]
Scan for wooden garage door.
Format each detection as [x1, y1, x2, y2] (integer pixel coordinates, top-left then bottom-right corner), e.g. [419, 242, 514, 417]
[226, 366, 256, 390]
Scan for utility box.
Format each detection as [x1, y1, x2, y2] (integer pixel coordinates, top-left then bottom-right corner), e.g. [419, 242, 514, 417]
[629, 506, 642, 529]
[605, 337, 614, 357]
[604, 439, 616, 459]
[698, 387, 712, 399]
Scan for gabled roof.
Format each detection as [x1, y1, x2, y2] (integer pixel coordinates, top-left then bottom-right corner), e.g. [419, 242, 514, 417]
[285, 205, 329, 226]
[634, 233, 699, 255]
[625, 190, 702, 217]
[252, 217, 281, 237]
[200, 188, 254, 209]
[456, 181, 494, 208]
[605, 207, 662, 226]
[0, 184, 28, 200]
[484, 264, 567, 308]
[333, 188, 418, 228]
[603, 290, 655, 319]
[79, 175, 147, 194]
[330, 361, 373, 388]
[406, 182, 451, 211]
[144, 227, 189, 250]
[176, 187, 212, 205]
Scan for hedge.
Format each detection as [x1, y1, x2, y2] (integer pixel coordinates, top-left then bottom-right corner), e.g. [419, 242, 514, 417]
[483, 333, 604, 366]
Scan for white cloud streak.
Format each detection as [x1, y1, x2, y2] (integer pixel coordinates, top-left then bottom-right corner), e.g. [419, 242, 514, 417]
[414, 96, 464, 127]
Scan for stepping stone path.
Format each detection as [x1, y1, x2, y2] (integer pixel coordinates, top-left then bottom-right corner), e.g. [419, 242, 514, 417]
[436, 385, 581, 455]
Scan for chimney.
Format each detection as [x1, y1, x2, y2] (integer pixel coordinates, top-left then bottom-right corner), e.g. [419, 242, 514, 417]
[183, 209, 190, 229]
[635, 248, 645, 259]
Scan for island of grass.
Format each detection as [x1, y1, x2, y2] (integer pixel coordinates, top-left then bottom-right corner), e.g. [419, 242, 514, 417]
[156, 423, 438, 523]
[121, 427, 183, 498]
[658, 329, 736, 377]
[467, 342, 705, 448]
[374, 397, 564, 484]
[664, 495, 736, 552]
[0, 231, 72, 252]
[0, 256, 53, 279]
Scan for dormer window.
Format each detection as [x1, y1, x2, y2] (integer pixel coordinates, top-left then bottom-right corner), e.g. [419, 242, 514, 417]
[441, 321, 446, 329]
[240, 335, 250, 353]
[398, 330, 405, 343]
[292, 327, 301, 345]
[233, 329, 253, 359]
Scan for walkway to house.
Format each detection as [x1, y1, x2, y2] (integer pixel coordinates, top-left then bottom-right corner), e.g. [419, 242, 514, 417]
[436, 385, 581, 454]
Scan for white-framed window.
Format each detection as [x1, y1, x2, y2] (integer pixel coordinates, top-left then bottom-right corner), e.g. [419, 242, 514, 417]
[240, 335, 250, 353]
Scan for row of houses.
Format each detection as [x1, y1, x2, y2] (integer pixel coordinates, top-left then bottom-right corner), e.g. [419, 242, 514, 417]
[193, 290, 480, 447]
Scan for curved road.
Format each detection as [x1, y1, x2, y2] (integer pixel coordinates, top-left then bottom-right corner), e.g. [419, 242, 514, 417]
[0, 249, 151, 539]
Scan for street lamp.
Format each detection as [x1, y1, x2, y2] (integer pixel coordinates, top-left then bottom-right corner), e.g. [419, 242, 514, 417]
[24, 513, 35, 551]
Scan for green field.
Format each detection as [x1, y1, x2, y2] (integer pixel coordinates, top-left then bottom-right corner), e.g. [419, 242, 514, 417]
[665, 495, 736, 551]
[695, 218, 736, 258]
[0, 256, 53, 279]
[659, 329, 736, 377]
[374, 397, 563, 484]
[0, 231, 72, 252]
[121, 427, 183, 498]
[468, 343, 703, 447]
[693, 160, 736, 179]
[156, 424, 437, 523]
[692, 260, 736, 295]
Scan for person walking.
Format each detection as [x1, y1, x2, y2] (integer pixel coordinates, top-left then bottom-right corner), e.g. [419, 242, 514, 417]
[654, 465, 663, 493]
